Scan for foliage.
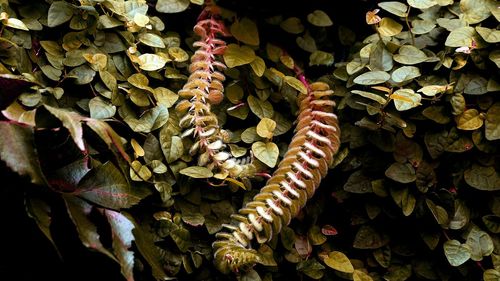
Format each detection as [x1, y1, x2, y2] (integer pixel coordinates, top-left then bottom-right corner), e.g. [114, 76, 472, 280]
[0, 0, 499, 280]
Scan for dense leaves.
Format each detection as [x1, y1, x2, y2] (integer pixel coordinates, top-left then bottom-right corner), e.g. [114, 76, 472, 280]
[0, 0, 499, 280]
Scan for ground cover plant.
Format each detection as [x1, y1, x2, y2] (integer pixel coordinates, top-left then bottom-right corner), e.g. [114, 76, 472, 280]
[0, 0, 499, 280]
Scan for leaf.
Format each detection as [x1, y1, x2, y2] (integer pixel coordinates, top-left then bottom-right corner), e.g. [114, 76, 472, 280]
[344, 170, 372, 193]
[4, 18, 29, 31]
[378, 17, 403, 37]
[156, 0, 190, 13]
[426, 199, 449, 226]
[89, 97, 116, 119]
[369, 41, 393, 72]
[353, 71, 390, 85]
[482, 215, 500, 233]
[351, 90, 387, 104]
[353, 225, 388, 249]
[418, 85, 449, 97]
[252, 141, 279, 168]
[0, 122, 45, 184]
[384, 264, 412, 281]
[63, 195, 115, 260]
[443, 240, 471, 266]
[466, 225, 494, 261]
[284, 76, 307, 94]
[475, 27, 500, 43]
[391, 66, 421, 83]
[464, 164, 500, 191]
[250, 56, 266, 77]
[353, 270, 374, 281]
[256, 118, 276, 139]
[485, 102, 500, 140]
[26, 197, 58, 253]
[138, 54, 169, 71]
[231, 17, 259, 46]
[484, 269, 500, 281]
[309, 50, 334, 66]
[48, 1, 74, 27]
[445, 26, 477, 47]
[296, 33, 317, 53]
[392, 89, 421, 111]
[123, 105, 169, 133]
[104, 210, 135, 281]
[223, 44, 256, 68]
[408, 0, 437, 9]
[130, 160, 152, 181]
[85, 119, 130, 162]
[385, 162, 416, 183]
[280, 17, 304, 34]
[168, 47, 188, 62]
[247, 95, 274, 119]
[324, 251, 354, 273]
[455, 109, 484, 130]
[378, 2, 408, 17]
[422, 106, 451, 124]
[460, 0, 492, 24]
[412, 19, 436, 35]
[307, 10, 333, 27]
[138, 33, 166, 48]
[78, 162, 151, 209]
[393, 45, 428, 65]
[42, 105, 85, 151]
[180, 166, 213, 178]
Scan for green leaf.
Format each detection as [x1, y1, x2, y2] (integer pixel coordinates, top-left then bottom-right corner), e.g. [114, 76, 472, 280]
[252, 141, 279, 168]
[482, 215, 500, 233]
[138, 54, 169, 71]
[104, 210, 135, 281]
[42, 105, 85, 151]
[412, 19, 436, 35]
[408, 0, 437, 9]
[48, 1, 74, 27]
[455, 109, 484, 130]
[323, 251, 354, 273]
[460, 0, 493, 24]
[296, 33, 317, 52]
[78, 162, 150, 209]
[378, 2, 408, 17]
[353, 270, 374, 281]
[68, 65, 96, 85]
[484, 269, 500, 281]
[369, 41, 393, 72]
[156, 0, 190, 13]
[426, 199, 449, 226]
[443, 240, 471, 266]
[26, 197, 58, 253]
[392, 89, 421, 111]
[344, 170, 373, 193]
[4, 18, 29, 31]
[0, 122, 45, 184]
[417, 85, 449, 97]
[384, 264, 412, 281]
[63, 195, 115, 260]
[89, 97, 116, 119]
[353, 71, 390, 85]
[351, 90, 387, 104]
[307, 10, 333, 27]
[391, 66, 421, 83]
[445, 26, 477, 47]
[466, 225, 494, 261]
[231, 17, 259, 46]
[353, 225, 388, 249]
[385, 162, 416, 183]
[464, 164, 500, 191]
[308, 225, 327, 246]
[485, 102, 500, 140]
[123, 105, 169, 133]
[247, 95, 274, 119]
[476, 27, 500, 43]
[223, 44, 256, 68]
[309, 50, 334, 66]
[393, 45, 428, 65]
[422, 106, 451, 124]
[284, 76, 307, 94]
[138, 33, 166, 48]
[250, 56, 266, 77]
[256, 118, 276, 139]
[280, 17, 304, 34]
[180, 166, 213, 178]
[489, 50, 500, 68]
[378, 17, 403, 37]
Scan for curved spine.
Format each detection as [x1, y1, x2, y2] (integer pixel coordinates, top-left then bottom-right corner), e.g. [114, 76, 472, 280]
[212, 81, 341, 273]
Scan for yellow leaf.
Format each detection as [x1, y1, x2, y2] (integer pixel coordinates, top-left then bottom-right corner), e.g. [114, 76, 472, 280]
[168, 47, 189, 62]
[250, 56, 266, 77]
[280, 55, 294, 69]
[223, 44, 256, 68]
[138, 53, 169, 71]
[133, 13, 149, 27]
[230, 17, 259, 46]
[378, 17, 403, 37]
[256, 118, 277, 139]
[251, 141, 279, 168]
[284, 76, 307, 94]
[456, 109, 484, 130]
[131, 138, 145, 157]
[353, 270, 374, 281]
[323, 251, 354, 273]
[5, 18, 29, 31]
